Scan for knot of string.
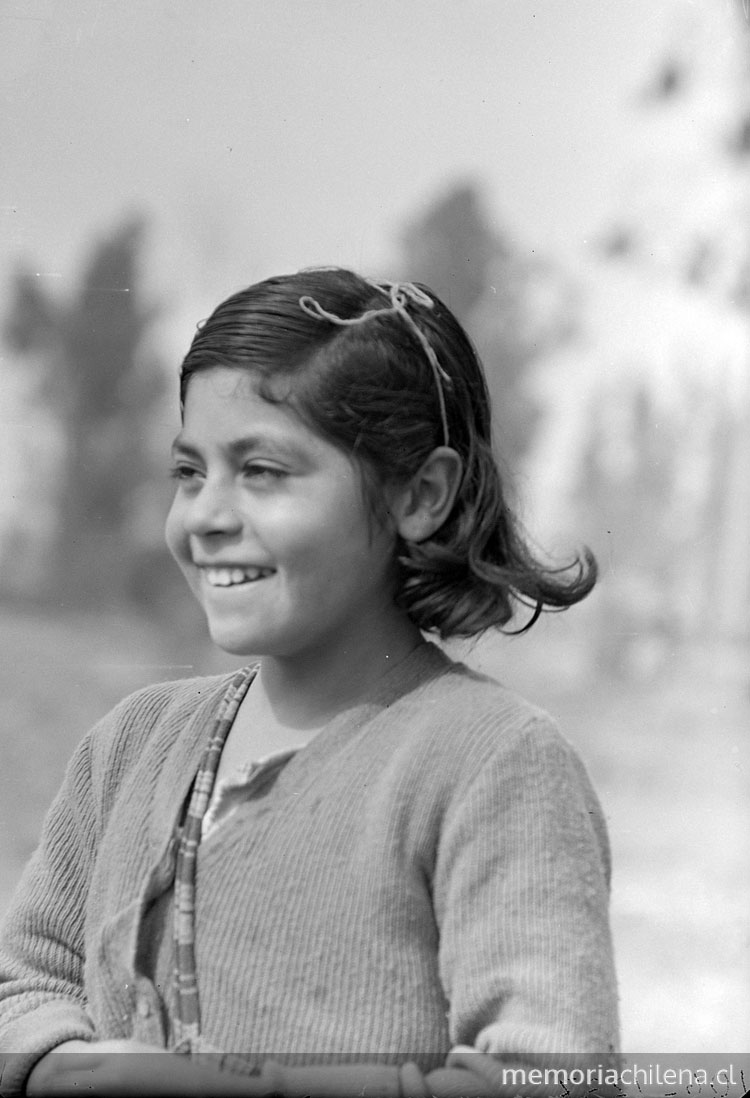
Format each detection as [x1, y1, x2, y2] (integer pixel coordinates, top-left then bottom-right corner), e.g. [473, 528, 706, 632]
[299, 280, 451, 446]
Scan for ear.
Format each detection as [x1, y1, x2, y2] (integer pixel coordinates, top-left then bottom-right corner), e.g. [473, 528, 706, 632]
[391, 447, 463, 544]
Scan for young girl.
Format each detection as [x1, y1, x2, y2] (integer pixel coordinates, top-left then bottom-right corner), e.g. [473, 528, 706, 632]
[0, 269, 619, 1096]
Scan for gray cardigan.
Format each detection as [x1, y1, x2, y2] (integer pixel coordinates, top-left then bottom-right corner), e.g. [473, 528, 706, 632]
[0, 643, 619, 1095]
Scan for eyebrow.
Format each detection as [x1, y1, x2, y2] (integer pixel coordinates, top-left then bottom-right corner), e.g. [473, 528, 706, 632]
[170, 433, 308, 462]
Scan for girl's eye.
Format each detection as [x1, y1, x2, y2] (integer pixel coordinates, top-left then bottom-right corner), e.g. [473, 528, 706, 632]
[169, 464, 202, 482]
[242, 463, 286, 481]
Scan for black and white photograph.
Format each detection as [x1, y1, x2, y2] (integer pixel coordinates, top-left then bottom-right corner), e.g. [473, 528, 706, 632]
[1, 2, 748, 1095]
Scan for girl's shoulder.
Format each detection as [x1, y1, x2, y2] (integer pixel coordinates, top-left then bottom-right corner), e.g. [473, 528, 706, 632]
[408, 646, 611, 878]
[84, 666, 253, 777]
[113, 667, 244, 718]
[407, 641, 563, 749]
[398, 642, 598, 798]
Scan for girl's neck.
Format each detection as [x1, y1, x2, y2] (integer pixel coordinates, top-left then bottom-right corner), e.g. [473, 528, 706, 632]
[254, 613, 424, 731]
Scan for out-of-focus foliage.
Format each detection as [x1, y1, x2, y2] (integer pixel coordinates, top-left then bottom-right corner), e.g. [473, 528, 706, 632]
[401, 183, 496, 320]
[399, 182, 576, 474]
[575, 383, 688, 675]
[527, 0, 750, 678]
[3, 216, 169, 608]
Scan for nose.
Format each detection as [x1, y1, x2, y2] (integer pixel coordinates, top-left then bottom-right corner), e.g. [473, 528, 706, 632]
[183, 476, 243, 539]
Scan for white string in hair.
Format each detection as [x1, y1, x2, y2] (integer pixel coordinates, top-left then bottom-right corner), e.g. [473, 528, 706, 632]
[299, 280, 452, 446]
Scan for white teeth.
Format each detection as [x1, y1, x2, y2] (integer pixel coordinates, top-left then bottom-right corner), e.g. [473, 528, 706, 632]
[204, 567, 272, 587]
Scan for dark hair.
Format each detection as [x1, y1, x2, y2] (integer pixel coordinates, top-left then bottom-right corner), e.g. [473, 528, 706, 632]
[179, 267, 596, 638]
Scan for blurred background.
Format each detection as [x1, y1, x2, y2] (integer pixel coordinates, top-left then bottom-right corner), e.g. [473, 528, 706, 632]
[1, 0, 748, 1054]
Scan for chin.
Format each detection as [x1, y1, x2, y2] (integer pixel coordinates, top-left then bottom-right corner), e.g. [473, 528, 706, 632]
[207, 625, 262, 658]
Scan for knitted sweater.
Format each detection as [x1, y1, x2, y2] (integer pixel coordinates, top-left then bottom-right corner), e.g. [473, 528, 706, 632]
[0, 643, 619, 1095]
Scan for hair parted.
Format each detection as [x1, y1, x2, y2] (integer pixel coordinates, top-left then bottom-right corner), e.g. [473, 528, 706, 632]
[179, 266, 596, 639]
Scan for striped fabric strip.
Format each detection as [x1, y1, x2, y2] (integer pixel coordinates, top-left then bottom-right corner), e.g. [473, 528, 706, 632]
[172, 666, 255, 1052]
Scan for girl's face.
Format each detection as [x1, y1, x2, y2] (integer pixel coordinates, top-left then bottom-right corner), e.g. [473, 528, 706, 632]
[165, 367, 407, 660]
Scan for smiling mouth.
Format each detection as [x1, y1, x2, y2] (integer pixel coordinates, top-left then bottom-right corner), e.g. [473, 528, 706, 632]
[202, 566, 275, 587]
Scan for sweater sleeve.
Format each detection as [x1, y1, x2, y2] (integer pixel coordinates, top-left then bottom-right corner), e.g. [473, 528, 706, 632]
[433, 714, 620, 1058]
[0, 728, 99, 1092]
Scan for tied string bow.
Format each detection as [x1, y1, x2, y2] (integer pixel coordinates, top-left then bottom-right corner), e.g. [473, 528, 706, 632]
[299, 280, 451, 446]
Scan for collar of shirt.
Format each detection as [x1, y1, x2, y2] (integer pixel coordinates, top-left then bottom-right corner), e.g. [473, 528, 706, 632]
[201, 748, 299, 840]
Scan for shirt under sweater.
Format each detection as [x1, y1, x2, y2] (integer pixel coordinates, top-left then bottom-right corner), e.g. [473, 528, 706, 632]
[0, 641, 619, 1095]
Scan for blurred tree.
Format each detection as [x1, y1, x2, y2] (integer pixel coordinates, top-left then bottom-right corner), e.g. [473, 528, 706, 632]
[573, 382, 686, 677]
[401, 183, 496, 319]
[3, 215, 166, 607]
[399, 181, 574, 472]
[531, 0, 750, 678]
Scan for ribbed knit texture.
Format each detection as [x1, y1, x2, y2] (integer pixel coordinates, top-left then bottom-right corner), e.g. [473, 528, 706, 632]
[0, 643, 619, 1095]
